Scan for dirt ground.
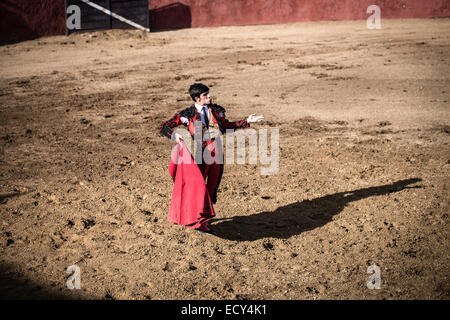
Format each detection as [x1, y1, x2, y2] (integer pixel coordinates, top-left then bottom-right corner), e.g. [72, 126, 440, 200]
[0, 18, 449, 300]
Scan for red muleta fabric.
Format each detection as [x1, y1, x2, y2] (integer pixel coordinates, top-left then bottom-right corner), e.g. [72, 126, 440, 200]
[167, 142, 215, 228]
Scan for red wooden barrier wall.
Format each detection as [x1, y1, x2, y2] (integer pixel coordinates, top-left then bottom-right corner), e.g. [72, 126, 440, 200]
[1, 0, 449, 43]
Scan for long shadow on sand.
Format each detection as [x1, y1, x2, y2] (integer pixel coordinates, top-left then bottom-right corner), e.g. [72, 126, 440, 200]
[0, 191, 31, 204]
[0, 262, 86, 299]
[211, 178, 423, 241]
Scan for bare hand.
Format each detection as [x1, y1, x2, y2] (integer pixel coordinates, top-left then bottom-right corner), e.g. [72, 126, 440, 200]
[174, 133, 183, 144]
[247, 114, 264, 123]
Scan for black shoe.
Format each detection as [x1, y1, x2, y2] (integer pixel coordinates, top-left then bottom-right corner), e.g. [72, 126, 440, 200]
[196, 227, 217, 236]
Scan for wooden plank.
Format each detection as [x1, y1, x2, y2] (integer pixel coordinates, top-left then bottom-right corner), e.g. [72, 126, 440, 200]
[67, 0, 108, 7]
[113, 8, 147, 17]
[78, 26, 111, 32]
[112, 18, 147, 28]
[106, 0, 112, 29]
[80, 21, 110, 29]
[111, 13, 148, 21]
[111, 1, 146, 7]
[111, 0, 146, 5]
[79, 7, 109, 16]
[112, 17, 147, 28]
[80, 9, 107, 17]
[146, 0, 149, 29]
[66, 0, 149, 33]
[76, 5, 108, 16]
[80, 14, 109, 23]
[111, 3, 147, 11]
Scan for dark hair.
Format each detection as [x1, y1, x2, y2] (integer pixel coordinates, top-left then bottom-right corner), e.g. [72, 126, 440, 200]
[189, 83, 209, 102]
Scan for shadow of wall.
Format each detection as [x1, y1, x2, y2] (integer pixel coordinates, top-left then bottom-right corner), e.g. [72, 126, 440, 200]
[0, 262, 88, 299]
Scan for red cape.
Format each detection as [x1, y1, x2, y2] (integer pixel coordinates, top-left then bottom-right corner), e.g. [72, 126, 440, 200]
[167, 142, 215, 228]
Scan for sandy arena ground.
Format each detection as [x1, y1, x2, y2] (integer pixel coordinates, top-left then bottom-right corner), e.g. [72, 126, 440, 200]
[0, 18, 449, 300]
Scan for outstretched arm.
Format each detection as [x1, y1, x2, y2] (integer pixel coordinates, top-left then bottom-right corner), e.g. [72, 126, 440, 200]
[219, 116, 251, 131]
[215, 107, 263, 131]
